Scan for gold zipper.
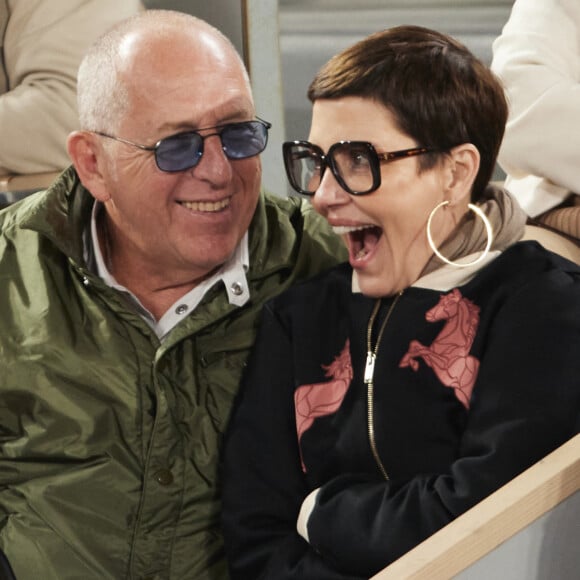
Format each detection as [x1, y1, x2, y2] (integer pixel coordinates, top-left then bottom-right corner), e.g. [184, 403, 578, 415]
[364, 291, 403, 480]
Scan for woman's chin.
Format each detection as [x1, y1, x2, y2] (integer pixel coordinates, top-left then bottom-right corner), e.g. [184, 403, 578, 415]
[353, 268, 400, 298]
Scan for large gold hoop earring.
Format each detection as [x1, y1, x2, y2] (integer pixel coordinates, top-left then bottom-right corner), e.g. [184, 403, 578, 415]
[427, 200, 493, 268]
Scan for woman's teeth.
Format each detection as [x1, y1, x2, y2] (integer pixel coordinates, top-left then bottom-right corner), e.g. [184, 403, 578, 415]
[332, 224, 373, 235]
[338, 224, 382, 262]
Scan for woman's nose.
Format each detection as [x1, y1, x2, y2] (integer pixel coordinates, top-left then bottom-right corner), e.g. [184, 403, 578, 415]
[312, 168, 350, 214]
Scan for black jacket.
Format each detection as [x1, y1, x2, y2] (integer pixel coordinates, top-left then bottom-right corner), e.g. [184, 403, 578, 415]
[222, 241, 580, 579]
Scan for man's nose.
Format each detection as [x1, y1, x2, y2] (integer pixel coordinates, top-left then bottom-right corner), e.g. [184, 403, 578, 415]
[190, 133, 232, 184]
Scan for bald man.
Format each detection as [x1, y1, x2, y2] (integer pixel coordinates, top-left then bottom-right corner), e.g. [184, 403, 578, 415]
[0, 10, 344, 579]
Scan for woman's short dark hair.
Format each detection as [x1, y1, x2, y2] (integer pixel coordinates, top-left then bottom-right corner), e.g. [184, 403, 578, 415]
[307, 25, 508, 201]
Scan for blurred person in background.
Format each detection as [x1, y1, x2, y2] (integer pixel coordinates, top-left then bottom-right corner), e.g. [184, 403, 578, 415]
[492, 0, 580, 240]
[0, 0, 143, 191]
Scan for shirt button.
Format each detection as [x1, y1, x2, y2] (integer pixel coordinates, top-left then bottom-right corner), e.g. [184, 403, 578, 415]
[154, 469, 174, 486]
[175, 304, 188, 315]
[231, 282, 244, 296]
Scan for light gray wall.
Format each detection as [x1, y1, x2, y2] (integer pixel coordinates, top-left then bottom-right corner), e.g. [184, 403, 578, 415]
[279, 0, 515, 140]
[142, 0, 244, 54]
[456, 491, 580, 580]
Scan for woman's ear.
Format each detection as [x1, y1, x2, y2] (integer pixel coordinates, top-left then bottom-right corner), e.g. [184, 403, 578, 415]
[67, 131, 112, 202]
[444, 143, 480, 205]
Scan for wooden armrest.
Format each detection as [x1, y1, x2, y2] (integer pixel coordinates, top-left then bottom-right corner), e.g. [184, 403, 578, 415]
[372, 434, 580, 579]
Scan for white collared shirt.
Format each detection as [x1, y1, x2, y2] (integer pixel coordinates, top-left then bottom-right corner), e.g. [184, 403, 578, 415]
[87, 203, 250, 340]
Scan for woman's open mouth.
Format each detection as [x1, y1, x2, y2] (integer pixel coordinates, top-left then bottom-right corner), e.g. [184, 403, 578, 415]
[333, 224, 382, 264]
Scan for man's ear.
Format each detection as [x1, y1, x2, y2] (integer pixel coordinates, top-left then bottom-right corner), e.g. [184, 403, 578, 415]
[67, 131, 112, 202]
[444, 143, 480, 205]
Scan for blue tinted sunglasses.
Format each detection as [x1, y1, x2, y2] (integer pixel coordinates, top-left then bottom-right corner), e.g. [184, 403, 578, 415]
[95, 117, 271, 172]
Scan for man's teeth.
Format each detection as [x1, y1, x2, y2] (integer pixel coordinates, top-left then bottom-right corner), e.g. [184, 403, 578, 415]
[332, 224, 372, 235]
[355, 248, 369, 260]
[180, 198, 230, 212]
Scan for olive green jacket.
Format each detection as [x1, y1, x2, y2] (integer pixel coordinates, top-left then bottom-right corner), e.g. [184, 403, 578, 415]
[0, 167, 345, 579]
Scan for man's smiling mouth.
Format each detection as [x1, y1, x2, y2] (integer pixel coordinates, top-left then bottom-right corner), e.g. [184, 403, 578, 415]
[179, 198, 231, 212]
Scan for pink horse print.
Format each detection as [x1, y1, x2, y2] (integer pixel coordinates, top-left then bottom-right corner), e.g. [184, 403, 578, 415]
[295, 340, 353, 472]
[399, 289, 480, 409]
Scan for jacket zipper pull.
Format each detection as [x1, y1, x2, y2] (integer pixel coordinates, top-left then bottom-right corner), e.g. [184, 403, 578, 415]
[364, 351, 375, 384]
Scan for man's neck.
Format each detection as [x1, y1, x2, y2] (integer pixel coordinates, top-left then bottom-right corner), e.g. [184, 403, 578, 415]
[98, 211, 216, 321]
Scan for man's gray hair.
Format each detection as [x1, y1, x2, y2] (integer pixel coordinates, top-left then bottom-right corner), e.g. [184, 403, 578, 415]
[76, 10, 250, 133]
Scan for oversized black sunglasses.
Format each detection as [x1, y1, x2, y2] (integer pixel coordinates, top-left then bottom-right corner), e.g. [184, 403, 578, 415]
[283, 140, 438, 196]
[94, 118, 271, 172]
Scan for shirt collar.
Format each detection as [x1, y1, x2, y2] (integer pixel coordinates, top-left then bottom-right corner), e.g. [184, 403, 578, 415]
[88, 202, 250, 338]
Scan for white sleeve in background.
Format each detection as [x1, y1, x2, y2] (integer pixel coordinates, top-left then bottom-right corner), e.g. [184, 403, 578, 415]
[0, 0, 144, 175]
[491, 0, 580, 216]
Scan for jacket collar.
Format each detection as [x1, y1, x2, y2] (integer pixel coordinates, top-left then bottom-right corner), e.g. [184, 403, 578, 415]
[18, 166, 93, 267]
[246, 190, 304, 280]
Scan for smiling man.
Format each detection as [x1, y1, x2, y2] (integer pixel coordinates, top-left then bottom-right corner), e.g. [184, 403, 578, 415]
[0, 9, 344, 580]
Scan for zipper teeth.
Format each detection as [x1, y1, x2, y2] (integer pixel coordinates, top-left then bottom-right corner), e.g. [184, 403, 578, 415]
[367, 378, 389, 480]
[365, 292, 403, 481]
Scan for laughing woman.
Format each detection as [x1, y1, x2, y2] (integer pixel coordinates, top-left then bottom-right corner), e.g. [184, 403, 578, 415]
[222, 26, 580, 580]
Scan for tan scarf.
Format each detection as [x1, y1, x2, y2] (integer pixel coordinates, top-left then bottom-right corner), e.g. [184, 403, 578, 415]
[420, 184, 527, 276]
